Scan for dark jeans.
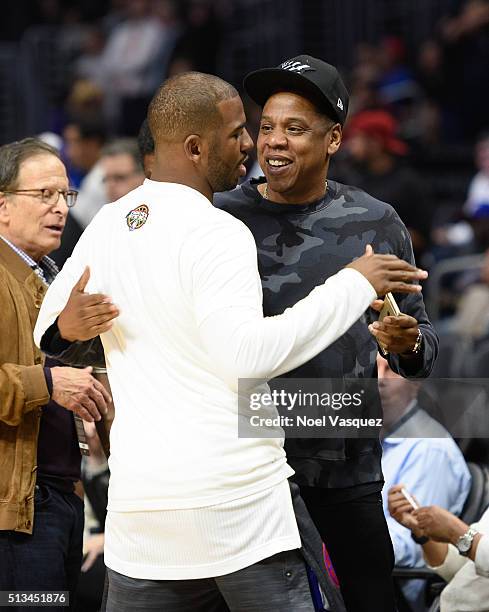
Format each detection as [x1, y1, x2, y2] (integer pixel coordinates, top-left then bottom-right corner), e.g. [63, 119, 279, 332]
[0, 484, 84, 611]
[300, 488, 397, 612]
[106, 549, 315, 612]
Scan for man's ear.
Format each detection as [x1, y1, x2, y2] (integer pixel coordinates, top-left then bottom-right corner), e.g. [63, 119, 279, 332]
[183, 134, 204, 164]
[0, 192, 10, 224]
[327, 124, 342, 156]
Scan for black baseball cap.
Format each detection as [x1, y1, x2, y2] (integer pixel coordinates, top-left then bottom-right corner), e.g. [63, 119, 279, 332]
[243, 55, 349, 125]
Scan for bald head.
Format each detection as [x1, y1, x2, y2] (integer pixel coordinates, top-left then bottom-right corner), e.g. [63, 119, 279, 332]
[148, 72, 239, 145]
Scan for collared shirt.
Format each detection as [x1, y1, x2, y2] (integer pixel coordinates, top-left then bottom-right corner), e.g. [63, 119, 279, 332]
[0, 235, 58, 285]
[381, 403, 471, 569]
[381, 404, 471, 610]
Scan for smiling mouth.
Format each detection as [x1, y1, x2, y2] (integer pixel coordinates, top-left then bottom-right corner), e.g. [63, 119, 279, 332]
[267, 158, 292, 167]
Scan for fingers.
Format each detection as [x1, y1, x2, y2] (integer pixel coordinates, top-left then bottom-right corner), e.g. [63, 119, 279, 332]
[381, 257, 428, 278]
[72, 404, 96, 423]
[85, 310, 119, 326]
[74, 368, 104, 421]
[389, 498, 410, 513]
[370, 299, 384, 312]
[88, 386, 108, 416]
[79, 294, 117, 309]
[388, 270, 428, 282]
[365, 244, 374, 257]
[369, 328, 404, 348]
[93, 378, 112, 407]
[77, 394, 103, 421]
[81, 550, 98, 573]
[382, 314, 418, 328]
[388, 282, 422, 293]
[74, 266, 91, 293]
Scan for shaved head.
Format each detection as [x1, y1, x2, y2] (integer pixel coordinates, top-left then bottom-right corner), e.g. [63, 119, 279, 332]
[148, 72, 239, 144]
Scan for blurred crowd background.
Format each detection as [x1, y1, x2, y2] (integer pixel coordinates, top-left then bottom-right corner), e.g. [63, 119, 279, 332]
[1, 1, 488, 255]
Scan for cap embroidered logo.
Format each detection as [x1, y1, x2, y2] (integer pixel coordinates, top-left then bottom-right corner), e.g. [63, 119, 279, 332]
[280, 60, 315, 74]
[337, 98, 344, 110]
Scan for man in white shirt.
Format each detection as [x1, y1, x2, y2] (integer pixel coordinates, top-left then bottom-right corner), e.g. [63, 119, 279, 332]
[34, 71, 427, 611]
[389, 495, 489, 611]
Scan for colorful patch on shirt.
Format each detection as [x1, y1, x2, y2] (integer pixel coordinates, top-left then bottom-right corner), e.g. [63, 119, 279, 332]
[126, 204, 149, 231]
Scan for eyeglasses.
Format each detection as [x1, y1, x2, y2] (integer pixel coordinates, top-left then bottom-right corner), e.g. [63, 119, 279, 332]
[3, 187, 78, 208]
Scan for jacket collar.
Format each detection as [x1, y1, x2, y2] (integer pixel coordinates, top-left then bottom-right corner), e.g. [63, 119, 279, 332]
[0, 236, 38, 284]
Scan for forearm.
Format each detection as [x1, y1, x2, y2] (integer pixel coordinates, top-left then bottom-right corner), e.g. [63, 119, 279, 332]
[0, 363, 50, 426]
[41, 322, 106, 369]
[422, 540, 450, 567]
[200, 268, 376, 389]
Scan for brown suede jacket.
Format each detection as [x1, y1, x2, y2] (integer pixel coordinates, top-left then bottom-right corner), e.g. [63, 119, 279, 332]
[0, 239, 50, 534]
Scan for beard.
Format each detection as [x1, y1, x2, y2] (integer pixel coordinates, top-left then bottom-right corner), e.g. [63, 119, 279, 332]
[207, 141, 240, 193]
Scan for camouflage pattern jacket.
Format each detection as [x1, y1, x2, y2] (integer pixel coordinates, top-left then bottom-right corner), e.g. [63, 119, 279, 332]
[215, 178, 438, 490]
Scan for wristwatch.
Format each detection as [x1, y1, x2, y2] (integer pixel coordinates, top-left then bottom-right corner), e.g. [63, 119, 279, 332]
[456, 527, 479, 556]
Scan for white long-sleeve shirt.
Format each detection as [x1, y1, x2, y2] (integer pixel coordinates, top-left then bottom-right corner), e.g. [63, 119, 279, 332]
[34, 179, 376, 512]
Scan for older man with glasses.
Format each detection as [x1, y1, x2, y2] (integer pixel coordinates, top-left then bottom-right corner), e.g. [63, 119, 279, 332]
[0, 138, 111, 604]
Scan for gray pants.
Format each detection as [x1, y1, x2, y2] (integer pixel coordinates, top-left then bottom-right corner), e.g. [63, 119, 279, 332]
[106, 550, 315, 611]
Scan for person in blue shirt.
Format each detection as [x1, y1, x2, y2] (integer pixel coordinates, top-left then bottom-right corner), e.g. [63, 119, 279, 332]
[378, 355, 471, 610]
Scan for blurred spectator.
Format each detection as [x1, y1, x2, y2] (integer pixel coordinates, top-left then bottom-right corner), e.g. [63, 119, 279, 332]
[432, 131, 489, 254]
[436, 0, 489, 140]
[65, 80, 105, 124]
[74, 27, 107, 88]
[416, 39, 446, 105]
[100, 138, 145, 202]
[63, 115, 107, 228]
[378, 355, 471, 610]
[100, 0, 177, 135]
[136, 118, 155, 178]
[348, 43, 382, 116]
[464, 131, 489, 220]
[446, 248, 489, 342]
[342, 109, 432, 260]
[376, 36, 420, 108]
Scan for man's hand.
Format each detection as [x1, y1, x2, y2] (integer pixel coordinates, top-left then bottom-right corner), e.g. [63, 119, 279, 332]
[51, 366, 111, 423]
[414, 505, 468, 543]
[81, 533, 105, 573]
[346, 245, 428, 297]
[388, 485, 422, 534]
[57, 267, 119, 342]
[369, 299, 420, 354]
